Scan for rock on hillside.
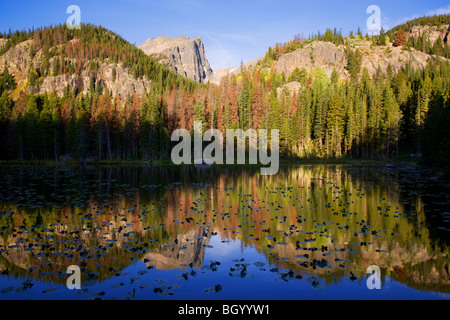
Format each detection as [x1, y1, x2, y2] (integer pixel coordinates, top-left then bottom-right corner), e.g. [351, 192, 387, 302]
[0, 39, 34, 84]
[27, 63, 151, 99]
[211, 24, 450, 85]
[0, 38, 152, 99]
[274, 41, 347, 79]
[273, 40, 446, 80]
[356, 42, 438, 78]
[406, 24, 450, 45]
[138, 36, 213, 83]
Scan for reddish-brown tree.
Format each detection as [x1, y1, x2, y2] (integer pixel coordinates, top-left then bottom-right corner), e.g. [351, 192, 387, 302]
[394, 29, 407, 47]
[229, 76, 239, 125]
[165, 85, 178, 132]
[252, 82, 263, 130]
[290, 90, 298, 118]
[217, 96, 224, 132]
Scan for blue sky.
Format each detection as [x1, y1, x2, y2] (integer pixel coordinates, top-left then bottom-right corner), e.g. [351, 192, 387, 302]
[1, 0, 449, 70]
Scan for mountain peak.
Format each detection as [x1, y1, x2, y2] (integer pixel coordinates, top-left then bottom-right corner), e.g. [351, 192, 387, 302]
[138, 35, 212, 83]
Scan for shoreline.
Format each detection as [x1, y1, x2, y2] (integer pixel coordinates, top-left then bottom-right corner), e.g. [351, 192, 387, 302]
[0, 158, 421, 168]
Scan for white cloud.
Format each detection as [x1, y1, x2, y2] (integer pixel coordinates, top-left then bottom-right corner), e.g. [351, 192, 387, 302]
[393, 4, 450, 29]
[426, 4, 450, 16]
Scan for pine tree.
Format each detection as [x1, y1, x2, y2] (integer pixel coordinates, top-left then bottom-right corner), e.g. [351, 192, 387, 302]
[0, 91, 12, 158]
[28, 63, 39, 86]
[357, 27, 362, 38]
[393, 29, 407, 47]
[29, 44, 35, 59]
[326, 93, 345, 157]
[331, 68, 339, 85]
[238, 79, 251, 130]
[96, 79, 103, 95]
[89, 76, 95, 93]
[288, 67, 307, 85]
[251, 82, 263, 130]
[431, 36, 444, 56]
[193, 101, 206, 126]
[323, 29, 334, 43]
[367, 79, 384, 158]
[299, 89, 312, 156]
[383, 84, 402, 158]
[112, 67, 116, 83]
[0, 65, 16, 94]
[415, 75, 432, 153]
[288, 90, 300, 154]
[229, 77, 239, 127]
[377, 28, 386, 46]
[346, 46, 362, 83]
[52, 57, 60, 76]
[422, 88, 450, 170]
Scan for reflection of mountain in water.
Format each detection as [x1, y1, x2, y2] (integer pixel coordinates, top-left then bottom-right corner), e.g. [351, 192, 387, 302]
[254, 236, 450, 292]
[142, 229, 209, 270]
[0, 165, 449, 294]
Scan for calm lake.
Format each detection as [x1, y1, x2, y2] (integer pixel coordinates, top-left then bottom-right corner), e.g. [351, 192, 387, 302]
[0, 165, 449, 300]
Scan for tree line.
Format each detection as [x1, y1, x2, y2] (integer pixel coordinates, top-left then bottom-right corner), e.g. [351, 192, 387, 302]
[1, 22, 450, 172]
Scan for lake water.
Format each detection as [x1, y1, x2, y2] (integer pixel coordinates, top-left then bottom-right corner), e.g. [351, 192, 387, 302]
[0, 165, 449, 300]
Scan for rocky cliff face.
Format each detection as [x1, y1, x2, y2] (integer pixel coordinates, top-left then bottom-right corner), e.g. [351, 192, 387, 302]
[138, 36, 213, 83]
[0, 38, 152, 99]
[211, 25, 449, 86]
[357, 42, 437, 78]
[406, 24, 450, 45]
[273, 40, 446, 81]
[27, 63, 151, 98]
[274, 41, 348, 78]
[0, 39, 34, 84]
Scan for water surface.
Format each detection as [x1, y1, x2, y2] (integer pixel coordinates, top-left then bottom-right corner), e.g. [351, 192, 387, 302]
[0, 165, 449, 300]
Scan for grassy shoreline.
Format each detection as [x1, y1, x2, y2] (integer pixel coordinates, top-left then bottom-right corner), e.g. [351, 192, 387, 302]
[1, 158, 449, 185]
[0, 157, 419, 167]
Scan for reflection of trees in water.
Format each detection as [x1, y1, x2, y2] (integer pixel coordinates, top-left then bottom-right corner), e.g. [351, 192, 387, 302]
[0, 165, 449, 292]
[207, 166, 450, 292]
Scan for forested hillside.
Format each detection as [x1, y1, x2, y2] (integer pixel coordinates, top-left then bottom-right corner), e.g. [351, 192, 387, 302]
[386, 14, 450, 57]
[0, 24, 198, 92]
[0, 18, 449, 172]
[0, 24, 201, 161]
